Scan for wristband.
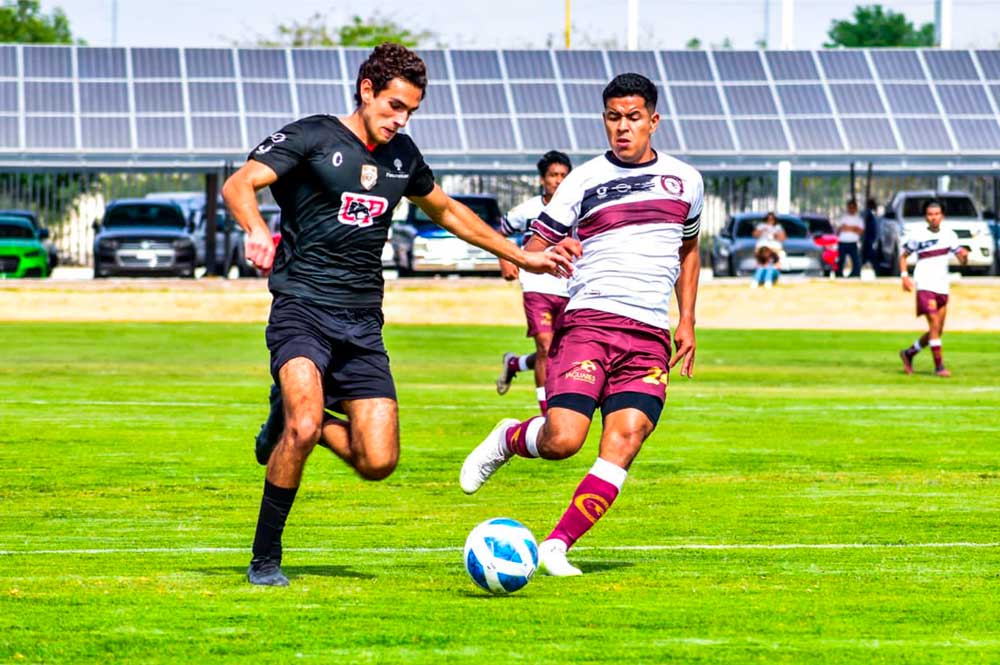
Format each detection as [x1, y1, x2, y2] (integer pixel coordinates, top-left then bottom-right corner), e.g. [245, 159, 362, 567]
[901, 271, 909, 278]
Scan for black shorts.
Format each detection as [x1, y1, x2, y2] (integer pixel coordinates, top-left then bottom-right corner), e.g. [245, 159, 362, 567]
[265, 295, 396, 413]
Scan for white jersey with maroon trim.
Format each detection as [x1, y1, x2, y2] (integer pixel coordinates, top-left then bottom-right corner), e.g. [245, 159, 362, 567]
[530, 150, 704, 330]
[501, 195, 569, 297]
[902, 225, 962, 295]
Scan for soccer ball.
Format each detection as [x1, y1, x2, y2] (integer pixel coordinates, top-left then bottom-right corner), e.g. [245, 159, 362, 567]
[463, 517, 539, 594]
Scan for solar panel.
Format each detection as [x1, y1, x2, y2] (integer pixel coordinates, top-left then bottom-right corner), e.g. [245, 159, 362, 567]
[188, 82, 238, 113]
[787, 118, 843, 151]
[136, 117, 186, 149]
[246, 117, 295, 145]
[660, 51, 713, 81]
[417, 83, 455, 115]
[0, 82, 16, 113]
[415, 50, 449, 81]
[896, 118, 952, 150]
[25, 82, 73, 113]
[131, 48, 181, 78]
[882, 84, 938, 114]
[841, 118, 896, 150]
[451, 50, 501, 80]
[606, 51, 659, 79]
[296, 83, 347, 116]
[0, 116, 18, 147]
[570, 117, 606, 150]
[239, 49, 288, 79]
[342, 49, 368, 80]
[23, 46, 71, 78]
[951, 118, 1000, 149]
[653, 122, 681, 151]
[562, 83, 607, 115]
[935, 84, 993, 115]
[670, 85, 724, 116]
[80, 82, 129, 113]
[990, 85, 1000, 109]
[923, 50, 978, 81]
[870, 50, 924, 81]
[817, 50, 872, 80]
[733, 119, 787, 150]
[291, 50, 342, 80]
[242, 82, 292, 114]
[723, 85, 777, 115]
[26, 116, 75, 148]
[406, 118, 463, 151]
[517, 117, 571, 150]
[510, 83, 563, 114]
[464, 118, 516, 149]
[765, 51, 818, 81]
[185, 49, 234, 78]
[555, 51, 607, 80]
[680, 119, 735, 151]
[78, 48, 127, 78]
[81, 117, 131, 149]
[191, 116, 243, 149]
[503, 51, 555, 80]
[776, 84, 830, 115]
[134, 82, 184, 113]
[829, 84, 885, 114]
[713, 51, 766, 82]
[456, 83, 509, 115]
[0, 46, 16, 78]
[975, 50, 1000, 80]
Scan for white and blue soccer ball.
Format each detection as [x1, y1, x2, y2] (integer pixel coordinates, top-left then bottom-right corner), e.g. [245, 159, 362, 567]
[463, 517, 539, 594]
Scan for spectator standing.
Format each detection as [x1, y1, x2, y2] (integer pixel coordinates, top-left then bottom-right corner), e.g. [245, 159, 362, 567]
[861, 198, 879, 269]
[835, 199, 864, 278]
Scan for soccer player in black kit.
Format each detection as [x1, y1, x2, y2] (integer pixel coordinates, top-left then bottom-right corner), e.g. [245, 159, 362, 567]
[223, 43, 573, 586]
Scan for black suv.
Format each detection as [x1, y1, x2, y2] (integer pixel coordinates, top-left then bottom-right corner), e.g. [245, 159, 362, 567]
[93, 199, 196, 278]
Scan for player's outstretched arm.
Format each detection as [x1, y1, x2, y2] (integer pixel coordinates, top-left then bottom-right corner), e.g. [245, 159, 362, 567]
[670, 236, 700, 378]
[223, 161, 279, 273]
[409, 185, 572, 278]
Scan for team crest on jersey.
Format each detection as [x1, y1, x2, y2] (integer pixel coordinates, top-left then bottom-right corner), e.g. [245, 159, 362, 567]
[661, 175, 684, 196]
[360, 164, 378, 190]
[338, 192, 388, 227]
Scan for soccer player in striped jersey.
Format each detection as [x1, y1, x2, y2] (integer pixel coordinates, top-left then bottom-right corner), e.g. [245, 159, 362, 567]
[495, 150, 572, 413]
[460, 73, 703, 576]
[898, 200, 968, 377]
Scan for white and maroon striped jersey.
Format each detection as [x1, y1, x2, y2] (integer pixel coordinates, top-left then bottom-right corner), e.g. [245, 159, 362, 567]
[902, 226, 962, 295]
[530, 151, 703, 330]
[501, 195, 570, 297]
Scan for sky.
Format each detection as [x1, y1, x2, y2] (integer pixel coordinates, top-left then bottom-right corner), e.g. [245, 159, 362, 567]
[37, 0, 1000, 50]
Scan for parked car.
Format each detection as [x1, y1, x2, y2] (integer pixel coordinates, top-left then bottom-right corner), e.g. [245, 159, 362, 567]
[711, 212, 824, 277]
[391, 194, 502, 276]
[0, 209, 58, 272]
[0, 215, 49, 278]
[799, 212, 838, 276]
[874, 191, 995, 276]
[93, 199, 196, 278]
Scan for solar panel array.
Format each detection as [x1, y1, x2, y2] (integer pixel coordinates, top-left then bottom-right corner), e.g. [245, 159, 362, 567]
[3, 45, 1000, 166]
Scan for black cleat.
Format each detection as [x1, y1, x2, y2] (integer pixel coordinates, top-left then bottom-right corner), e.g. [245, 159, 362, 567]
[254, 384, 284, 466]
[247, 557, 289, 587]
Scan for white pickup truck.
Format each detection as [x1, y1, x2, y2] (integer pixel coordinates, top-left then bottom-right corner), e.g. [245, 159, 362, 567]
[874, 191, 995, 276]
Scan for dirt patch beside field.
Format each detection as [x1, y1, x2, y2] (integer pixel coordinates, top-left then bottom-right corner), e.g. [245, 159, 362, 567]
[1, 276, 998, 331]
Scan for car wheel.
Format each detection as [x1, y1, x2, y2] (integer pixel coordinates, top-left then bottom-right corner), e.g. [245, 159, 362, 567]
[93, 263, 107, 279]
[397, 250, 414, 277]
[727, 257, 736, 277]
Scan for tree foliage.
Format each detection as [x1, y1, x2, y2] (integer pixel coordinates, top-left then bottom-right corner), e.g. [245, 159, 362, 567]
[825, 4, 935, 48]
[0, 0, 75, 43]
[254, 12, 434, 48]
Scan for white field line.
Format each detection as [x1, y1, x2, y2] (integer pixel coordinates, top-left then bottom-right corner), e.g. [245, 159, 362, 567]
[1, 542, 998, 557]
[1, 399, 995, 413]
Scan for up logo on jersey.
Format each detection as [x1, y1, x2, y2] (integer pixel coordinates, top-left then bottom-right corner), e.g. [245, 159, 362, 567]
[338, 193, 389, 227]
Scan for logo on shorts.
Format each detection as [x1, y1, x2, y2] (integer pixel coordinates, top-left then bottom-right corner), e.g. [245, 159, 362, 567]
[661, 175, 684, 196]
[574, 493, 610, 523]
[338, 192, 389, 227]
[360, 164, 378, 190]
[642, 366, 669, 386]
[540, 312, 553, 327]
[564, 359, 597, 385]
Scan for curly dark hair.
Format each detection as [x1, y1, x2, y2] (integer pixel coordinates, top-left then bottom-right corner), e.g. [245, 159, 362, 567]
[354, 42, 428, 106]
[536, 150, 572, 177]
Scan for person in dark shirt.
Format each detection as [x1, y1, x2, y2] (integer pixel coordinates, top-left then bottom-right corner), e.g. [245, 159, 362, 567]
[223, 43, 572, 587]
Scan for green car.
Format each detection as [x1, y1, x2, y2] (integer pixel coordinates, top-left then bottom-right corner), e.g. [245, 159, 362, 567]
[0, 215, 49, 278]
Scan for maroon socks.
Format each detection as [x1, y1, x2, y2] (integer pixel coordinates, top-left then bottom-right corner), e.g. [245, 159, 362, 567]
[547, 458, 628, 549]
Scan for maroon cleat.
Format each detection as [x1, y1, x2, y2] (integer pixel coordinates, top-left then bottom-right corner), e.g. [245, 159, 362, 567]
[496, 352, 518, 395]
[935, 367, 952, 378]
[899, 350, 914, 375]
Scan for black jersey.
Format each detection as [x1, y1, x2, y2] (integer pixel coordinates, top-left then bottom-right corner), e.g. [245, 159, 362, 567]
[250, 115, 435, 309]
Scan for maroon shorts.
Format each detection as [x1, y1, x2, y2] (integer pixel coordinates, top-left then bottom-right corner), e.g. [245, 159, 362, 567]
[916, 290, 949, 316]
[545, 308, 672, 407]
[522, 291, 569, 338]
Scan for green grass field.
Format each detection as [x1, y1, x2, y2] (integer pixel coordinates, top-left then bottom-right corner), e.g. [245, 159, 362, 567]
[1, 322, 998, 663]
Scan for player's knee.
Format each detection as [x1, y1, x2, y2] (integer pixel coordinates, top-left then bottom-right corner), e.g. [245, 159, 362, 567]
[538, 428, 584, 460]
[355, 452, 398, 481]
[601, 428, 646, 461]
[284, 415, 322, 451]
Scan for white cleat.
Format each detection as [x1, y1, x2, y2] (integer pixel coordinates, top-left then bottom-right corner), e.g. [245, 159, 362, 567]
[537, 539, 582, 576]
[460, 418, 519, 494]
[496, 352, 517, 395]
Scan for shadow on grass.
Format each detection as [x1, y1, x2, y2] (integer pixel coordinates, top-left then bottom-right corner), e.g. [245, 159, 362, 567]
[196, 565, 373, 580]
[579, 560, 634, 574]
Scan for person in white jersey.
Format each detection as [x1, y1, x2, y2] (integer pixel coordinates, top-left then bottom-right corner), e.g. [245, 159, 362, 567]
[835, 199, 865, 278]
[460, 73, 703, 576]
[898, 200, 968, 377]
[495, 150, 573, 413]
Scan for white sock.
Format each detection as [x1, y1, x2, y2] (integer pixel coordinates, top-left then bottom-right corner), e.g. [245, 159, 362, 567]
[929, 339, 942, 348]
[590, 457, 628, 491]
[518, 355, 531, 372]
[536, 386, 546, 401]
[911, 339, 923, 352]
[525, 416, 544, 458]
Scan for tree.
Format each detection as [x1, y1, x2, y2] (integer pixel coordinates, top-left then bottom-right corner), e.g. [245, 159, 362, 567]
[825, 4, 934, 48]
[253, 12, 435, 48]
[686, 37, 702, 49]
[0, 0, 75, 43]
